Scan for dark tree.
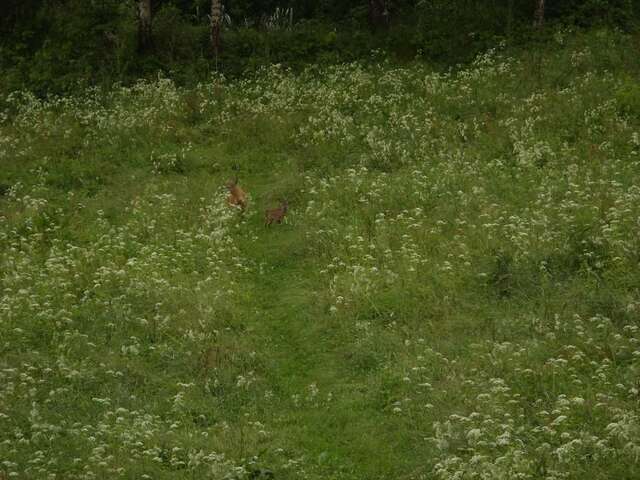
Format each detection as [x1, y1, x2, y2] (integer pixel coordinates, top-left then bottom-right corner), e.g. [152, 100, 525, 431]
[137, 0, 152, 52]
[211, 0, 223, 57]
[534, 0, 545, 27]
[368, 0, 389, 29]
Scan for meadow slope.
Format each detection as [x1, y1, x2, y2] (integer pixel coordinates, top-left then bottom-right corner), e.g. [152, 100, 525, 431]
[1, 29, 640, 479]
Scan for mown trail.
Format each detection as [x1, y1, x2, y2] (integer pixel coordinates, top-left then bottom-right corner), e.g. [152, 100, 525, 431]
[232, 182, 410, 478]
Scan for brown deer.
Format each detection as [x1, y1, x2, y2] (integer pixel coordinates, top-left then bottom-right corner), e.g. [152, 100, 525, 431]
[226, 177, 247, 212]
[265, 200, 288, 226]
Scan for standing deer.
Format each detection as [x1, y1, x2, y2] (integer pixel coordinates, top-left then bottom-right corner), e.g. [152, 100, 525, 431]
[226, 177, 247, 212]
[265, 200, 288, 226]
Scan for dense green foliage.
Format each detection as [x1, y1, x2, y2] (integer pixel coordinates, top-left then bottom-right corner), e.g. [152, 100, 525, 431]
[2, 29, 640, 479]
[1, 0, 638, 94]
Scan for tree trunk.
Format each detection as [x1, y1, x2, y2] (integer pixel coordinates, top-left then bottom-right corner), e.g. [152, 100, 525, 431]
[211, 0, 223, 58]
[137, 0, 152, 52]
[368, 0, 389, 30]
[534, 0, 545, 28]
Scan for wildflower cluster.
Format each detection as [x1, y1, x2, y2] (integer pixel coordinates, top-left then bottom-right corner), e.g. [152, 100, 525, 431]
[0, 176, 262, 477]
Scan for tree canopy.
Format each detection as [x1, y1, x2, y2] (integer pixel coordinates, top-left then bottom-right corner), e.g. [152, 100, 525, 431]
[0, 0, 637, 94]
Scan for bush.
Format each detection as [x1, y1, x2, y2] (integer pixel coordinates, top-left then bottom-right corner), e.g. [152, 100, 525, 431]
[219, 21, 370, 75]
[616, 77, 640, 118]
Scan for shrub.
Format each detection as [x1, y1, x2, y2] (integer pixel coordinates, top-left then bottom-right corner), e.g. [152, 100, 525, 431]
[616, 77, 640, 118]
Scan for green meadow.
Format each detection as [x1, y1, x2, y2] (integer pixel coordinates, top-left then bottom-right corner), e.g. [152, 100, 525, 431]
[1, 29, 640, 479]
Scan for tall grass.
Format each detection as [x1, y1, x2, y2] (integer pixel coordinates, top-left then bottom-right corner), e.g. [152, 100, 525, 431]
[1, 28, 640, 479]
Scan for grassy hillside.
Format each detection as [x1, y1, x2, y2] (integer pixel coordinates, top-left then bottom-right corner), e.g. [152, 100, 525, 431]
[1, 29, 640, 479]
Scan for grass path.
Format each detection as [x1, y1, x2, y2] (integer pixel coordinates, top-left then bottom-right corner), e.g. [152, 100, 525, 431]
[229, 177, 412, 478]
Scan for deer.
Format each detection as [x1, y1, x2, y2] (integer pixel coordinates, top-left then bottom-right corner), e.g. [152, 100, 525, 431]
[226, 177, 247, 212]
[265, 199, 288, 226]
